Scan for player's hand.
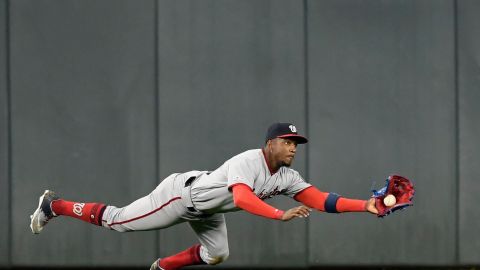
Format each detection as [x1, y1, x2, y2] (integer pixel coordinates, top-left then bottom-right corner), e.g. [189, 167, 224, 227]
[365, 198, 378, 215]
[281, 206, 312, 221]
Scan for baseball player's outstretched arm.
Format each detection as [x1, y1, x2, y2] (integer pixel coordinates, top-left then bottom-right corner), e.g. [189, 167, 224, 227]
[231, 184, 311, 221]
[294, 186, 376, 214]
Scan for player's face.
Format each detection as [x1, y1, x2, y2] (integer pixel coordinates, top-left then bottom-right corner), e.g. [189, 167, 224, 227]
[270, 138, 298, 167]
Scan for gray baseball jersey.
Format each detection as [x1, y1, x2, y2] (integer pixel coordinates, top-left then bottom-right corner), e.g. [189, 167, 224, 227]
[190, 149, 311, 214]
[100, 149, 311, 264]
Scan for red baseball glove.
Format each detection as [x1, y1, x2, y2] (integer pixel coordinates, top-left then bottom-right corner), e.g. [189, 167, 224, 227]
[371, 175, 415, 217]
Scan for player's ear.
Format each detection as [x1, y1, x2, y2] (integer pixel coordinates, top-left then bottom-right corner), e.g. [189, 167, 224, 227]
[266, 139, 274, 153]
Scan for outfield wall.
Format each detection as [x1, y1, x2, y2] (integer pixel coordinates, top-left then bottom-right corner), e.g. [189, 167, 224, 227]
[1, 0, 479, 268]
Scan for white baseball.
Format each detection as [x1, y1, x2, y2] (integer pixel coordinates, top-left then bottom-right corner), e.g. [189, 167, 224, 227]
[383, 194, 396, 207]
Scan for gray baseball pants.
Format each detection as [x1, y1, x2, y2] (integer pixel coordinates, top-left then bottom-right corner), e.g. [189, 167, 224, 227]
[100, 172, 229, 265]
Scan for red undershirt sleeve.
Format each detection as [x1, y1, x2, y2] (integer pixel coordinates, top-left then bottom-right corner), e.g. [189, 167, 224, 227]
[231, 184, 284, 220]
[294, 186, 367, 212]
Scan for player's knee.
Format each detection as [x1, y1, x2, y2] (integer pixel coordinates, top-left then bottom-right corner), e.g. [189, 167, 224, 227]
[200, 246, 229, 265]
[207, 251, 229, 265]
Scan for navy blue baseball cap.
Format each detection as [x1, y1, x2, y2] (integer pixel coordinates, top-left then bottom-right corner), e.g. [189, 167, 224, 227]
[265, 123, 308, 144]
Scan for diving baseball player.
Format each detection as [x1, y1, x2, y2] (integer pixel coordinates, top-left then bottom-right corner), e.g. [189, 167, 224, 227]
[30, 122, 379, 270]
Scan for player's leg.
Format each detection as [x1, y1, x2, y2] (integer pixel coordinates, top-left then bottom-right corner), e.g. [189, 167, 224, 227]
[30, 173, 185, 234]
[30, 189, 106, 234]
[150, 214, 229, 270]
[150, 244, 204, 270]
[101, 189, 184, 232]
[190, 213, 229, 265]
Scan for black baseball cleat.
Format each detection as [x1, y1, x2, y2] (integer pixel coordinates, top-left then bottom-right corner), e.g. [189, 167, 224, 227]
[30, 190, 59, 234]
[149, 259, 164, 270]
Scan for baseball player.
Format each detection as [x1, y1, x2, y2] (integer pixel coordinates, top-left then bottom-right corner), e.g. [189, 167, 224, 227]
[30, 122, 379, 270]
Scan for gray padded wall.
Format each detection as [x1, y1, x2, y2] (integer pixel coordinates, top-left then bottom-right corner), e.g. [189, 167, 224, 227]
[307, 0, 455, 265]
[2, 0, 479, 268]
[10, 0, 157, 266]
[157, 0, 308, 267]
[458, 0, 480, 264]
[0, 0, 9, 266]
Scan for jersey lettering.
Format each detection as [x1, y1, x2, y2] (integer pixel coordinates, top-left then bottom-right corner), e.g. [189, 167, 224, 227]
[258, 186, 287, 200]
